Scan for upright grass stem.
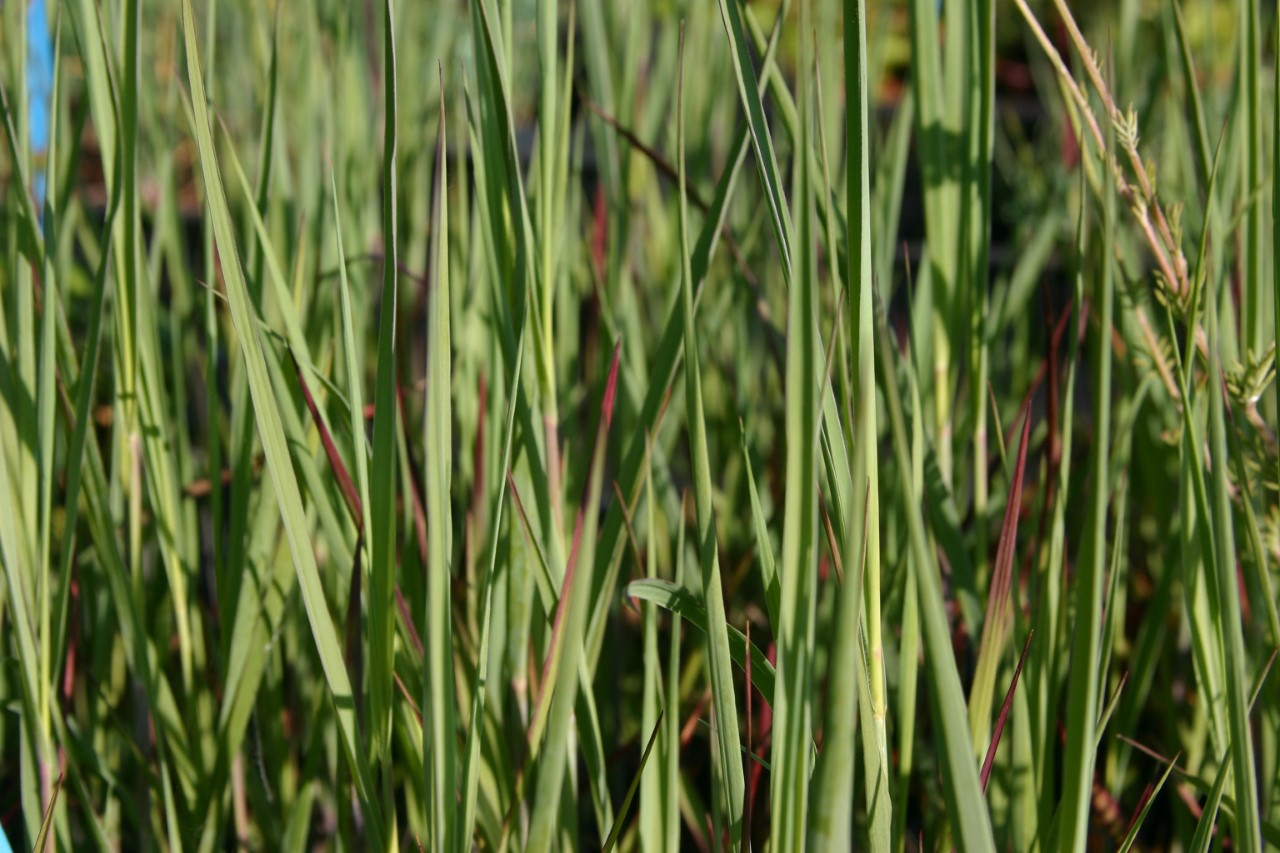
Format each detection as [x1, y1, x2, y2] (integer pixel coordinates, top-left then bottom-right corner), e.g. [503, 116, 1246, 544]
[675, 28, 745, 846]
[1058, 112, 1116, 853]
[811, 0, 887, 845]
[536, 0, 563, 545]
[769, 1, 822, 848]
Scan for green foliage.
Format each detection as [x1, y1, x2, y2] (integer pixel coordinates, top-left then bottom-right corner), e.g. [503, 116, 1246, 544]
[0, 0, 1276, 849]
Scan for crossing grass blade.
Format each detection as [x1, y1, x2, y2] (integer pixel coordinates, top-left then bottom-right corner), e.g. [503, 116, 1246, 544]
[525, 343, 622, 851]
[601, 712, 664, 853]
[877, 297, 997, 850]
[31, 772, 61, 853]
[178, 3, 384, 846]
[715, 0, 792, 273]
[980, 630, 1034, 792]
[1187, 652, 1277, 851]
[1116, 753, 1180, 853]
[741, 423, 780, 629]
[968, 397, 1032, 756]
[459, 307, 527, 848]
[624, 579, 780, 704]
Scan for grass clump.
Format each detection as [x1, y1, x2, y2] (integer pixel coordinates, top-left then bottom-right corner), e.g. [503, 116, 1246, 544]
[0, 0, 1278, 849]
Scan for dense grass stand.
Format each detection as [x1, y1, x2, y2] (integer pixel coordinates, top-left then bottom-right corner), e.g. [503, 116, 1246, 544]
[0, 0, 1277, 849]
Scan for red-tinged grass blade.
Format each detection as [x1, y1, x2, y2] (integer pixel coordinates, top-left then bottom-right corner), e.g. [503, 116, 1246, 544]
[460, 303, 528, 850]
[876, 294, 997, 850]
[601, 712, 666, 853]
[981, 630, 1034, 792]
[526, 488, 590, 752]
[292, 353, 362, 525]
[611, 481, 648, 582]
[178, 2, 384, 845]
[506, 472, 552, 590]
[969, 393, 1034, 755]
[397, 382, 430, 566]
[526, 341, 623, 851]
[294, 333, 427, 669]
[330, 162, 373, 566]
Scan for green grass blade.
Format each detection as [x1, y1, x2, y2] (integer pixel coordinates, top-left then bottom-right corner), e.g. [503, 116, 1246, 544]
[811, 0, 888, 842]
[367, 0, 402, 792]
[422, 72, 458, 852]
[770, 3, 821, 846]
[715, 0, 793, 275]
[1058, 114, 1117, 853]
[1274, 0, 1280, 530]
[877, 301, 996, 850]
[525, 344, 622, 851]
[602, 712, 664, 853]
[665, 502, 686, 852]
[740, 423, 780, 629]
[968, 399, 1032, 756]
[625, 579, 779, 704]
[1239, 0, 1265, 352]
[178, 4, 384, 846]
[1205, 249, 1262, 852]
[639, 436, 668, 853]
[674, 32, 745, 845]
[1117, 754, 1180, 853]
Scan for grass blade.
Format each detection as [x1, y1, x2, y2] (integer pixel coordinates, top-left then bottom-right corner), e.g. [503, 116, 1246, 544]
[178, 4, 384, 846]
[674, 30, 745, 845]
[878, 300, 996, 850]
[770, 2, 822, 845]
[525, 344, 622, 851]
[811, 0, 889, 840]
[625, 579, 779, 705]
[968, 397, 1033, 755]
[368, 0, 402, 796]
[1058, 104, 1117, 853]
[601, 712, 665, 853]
[1204, 246, 1262, 852]
[1117, 753, 1180, 853]
[422, 70, 458, 852]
